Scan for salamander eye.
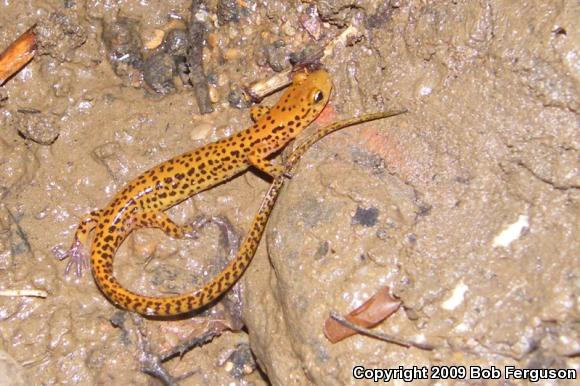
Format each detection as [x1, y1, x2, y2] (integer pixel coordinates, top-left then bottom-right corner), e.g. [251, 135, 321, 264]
[313, 90, 324, 103]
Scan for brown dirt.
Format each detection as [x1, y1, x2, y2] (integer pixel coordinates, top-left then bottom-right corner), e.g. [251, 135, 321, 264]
[0, 1, 578, 385]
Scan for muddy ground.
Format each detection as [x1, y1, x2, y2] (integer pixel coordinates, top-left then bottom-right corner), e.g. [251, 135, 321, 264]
[0, 0, 578, 385]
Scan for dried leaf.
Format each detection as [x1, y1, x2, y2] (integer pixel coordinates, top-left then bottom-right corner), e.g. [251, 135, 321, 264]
[324, 286, 401, 343]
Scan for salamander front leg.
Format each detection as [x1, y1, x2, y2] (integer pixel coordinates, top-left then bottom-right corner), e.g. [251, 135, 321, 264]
[248, 149, 293, 179]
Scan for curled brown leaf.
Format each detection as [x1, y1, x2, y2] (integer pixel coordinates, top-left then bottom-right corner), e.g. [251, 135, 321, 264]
[323, 286, 401, 343]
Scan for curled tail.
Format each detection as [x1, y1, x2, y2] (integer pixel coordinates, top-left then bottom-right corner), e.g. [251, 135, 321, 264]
[90, 180, 283, 316]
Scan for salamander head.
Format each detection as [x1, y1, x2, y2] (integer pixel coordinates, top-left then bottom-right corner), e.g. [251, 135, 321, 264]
[271, 69, 332, 136]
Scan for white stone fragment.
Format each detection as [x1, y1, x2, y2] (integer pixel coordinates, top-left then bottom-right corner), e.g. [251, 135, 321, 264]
[493, 215, 529, 247]
[441, 281, 469, 310]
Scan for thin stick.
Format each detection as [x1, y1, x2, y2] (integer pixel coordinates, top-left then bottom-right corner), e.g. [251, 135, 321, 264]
[0, 289, 47, 298]
[330, 311, 435, 351]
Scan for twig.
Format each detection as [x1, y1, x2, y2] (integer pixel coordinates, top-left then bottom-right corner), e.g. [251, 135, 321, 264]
[130, 314, 180, 386]
[322, 25, 359, 59]
[187, 5, 213, 114]
[246, 25, 361, 101]
[0, 289, 47, 298]
[160, 327, 222, 362]
[6, 207, 33, 258]
[329, 311, 435, 351]
[0, 26, 36, 85]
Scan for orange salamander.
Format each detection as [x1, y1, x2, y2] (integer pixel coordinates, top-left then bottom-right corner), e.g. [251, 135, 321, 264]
[63, 70, 332, 315]
[62, 69, 407, 316]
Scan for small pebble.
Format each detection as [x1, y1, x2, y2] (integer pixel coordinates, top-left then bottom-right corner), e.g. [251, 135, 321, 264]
[102, 18, 144, 83]
[223, 48, 241, 61]
[282, 21, 296, 36]
[34, 11, 87, 61]
[300, 5, 322, 40]
[227, 86, 251, 109]
[352, 206, 380, 227]
[217, 0, 241, 25]
[143, 29, 165, 49]
[265, 41, 288, 72]
[207, 32, 220, 49]
[289, 43, 323, 65]
[190, 122, 213, 141]
[143, 52, 176, 94]
[102, 18, 143, 68]
[13, 110, 60, 145]
[208, 86, 220, 103]
[93, 142, 129, 179]
[162, 28, 188, 57]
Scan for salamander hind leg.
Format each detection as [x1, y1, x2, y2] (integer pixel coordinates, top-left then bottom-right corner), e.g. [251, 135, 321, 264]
[131, 211, 198, 239]
[58, 210, 102, 276]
